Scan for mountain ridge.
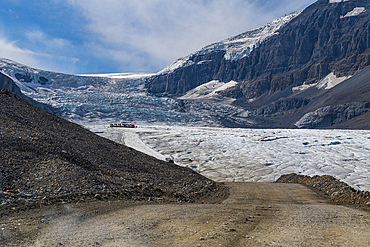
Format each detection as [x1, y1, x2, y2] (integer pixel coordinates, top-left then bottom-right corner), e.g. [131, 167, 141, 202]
[145, 0, 370, 129]
[147, 0, 370, 99]
[1, 0, 370, 129]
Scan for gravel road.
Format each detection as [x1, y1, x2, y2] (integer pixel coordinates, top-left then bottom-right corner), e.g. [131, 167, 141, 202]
[1, 182, 369, 246]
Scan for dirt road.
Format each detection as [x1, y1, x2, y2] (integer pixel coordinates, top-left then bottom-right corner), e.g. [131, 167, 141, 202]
[1, 182, 370, 246]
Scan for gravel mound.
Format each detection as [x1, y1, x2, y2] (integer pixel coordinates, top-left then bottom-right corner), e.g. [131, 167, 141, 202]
[276, 173, 370, 206]
[0, 89, 227, 214]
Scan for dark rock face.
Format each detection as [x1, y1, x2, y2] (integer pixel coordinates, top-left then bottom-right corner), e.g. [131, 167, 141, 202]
[15, 72, 49, 85]
[144, 0, 370, 129]
[146, 0, 370, 99]
[238, 0, 370, 98]
[295, 102, 370, 128]
[251, 98, 310, 117]
[15, 73, 33, 83]
[147, 51, 228, 96]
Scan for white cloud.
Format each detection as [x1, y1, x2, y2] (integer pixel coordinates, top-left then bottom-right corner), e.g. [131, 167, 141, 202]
[25, 30, 75, 52]
[66, 0, 314, 72]
[0, 34, 79, 73]
[0, 37, 40, 67]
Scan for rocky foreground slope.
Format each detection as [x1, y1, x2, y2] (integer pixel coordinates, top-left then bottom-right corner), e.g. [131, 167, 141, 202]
[276, 173, 370, 207]
[0, 89, 226, 214]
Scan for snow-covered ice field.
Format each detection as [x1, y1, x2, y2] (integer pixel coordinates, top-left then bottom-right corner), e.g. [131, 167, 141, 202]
[87, 125, 370, 192]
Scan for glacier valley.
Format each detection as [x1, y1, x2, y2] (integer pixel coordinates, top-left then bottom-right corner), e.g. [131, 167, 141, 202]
[1, 29, 369, 192]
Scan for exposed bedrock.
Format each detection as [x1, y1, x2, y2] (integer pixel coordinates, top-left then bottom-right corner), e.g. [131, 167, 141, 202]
[295, 102, 370, 128]
[251, 98, 311, 117]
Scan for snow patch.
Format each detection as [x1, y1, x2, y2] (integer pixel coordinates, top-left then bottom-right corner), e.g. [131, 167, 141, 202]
[121, 129, 167, 161]
[178, 80, 238, 101]
[292, 72, 351, 92]
[341, 7, 366, 18]
[316, 72, 351, 89]
[292, 83, 316, 92]
[329, 0, 349, 3]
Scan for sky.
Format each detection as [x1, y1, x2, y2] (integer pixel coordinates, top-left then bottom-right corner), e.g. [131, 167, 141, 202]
[0, 0, 315, 74]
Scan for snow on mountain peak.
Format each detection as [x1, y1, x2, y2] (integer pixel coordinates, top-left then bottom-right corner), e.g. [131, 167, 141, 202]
[159, 11, 302, 75]
[329, 0, 349, 3]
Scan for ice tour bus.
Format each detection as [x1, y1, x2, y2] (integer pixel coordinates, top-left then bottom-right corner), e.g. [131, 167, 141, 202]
[109, 123, 136, 128]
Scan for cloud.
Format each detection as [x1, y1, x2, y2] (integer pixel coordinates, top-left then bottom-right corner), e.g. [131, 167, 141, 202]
[25, 30, 75, 52]
[0, 32, 79, 73]
[8, 9, 19, 18]
[0, 37, 40, 67]
[66, 0, 315, 72]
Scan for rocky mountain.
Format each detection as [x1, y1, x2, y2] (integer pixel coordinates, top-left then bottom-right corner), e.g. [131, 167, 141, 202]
[146, 11, 302, 97]
[146, 0, 370, 129]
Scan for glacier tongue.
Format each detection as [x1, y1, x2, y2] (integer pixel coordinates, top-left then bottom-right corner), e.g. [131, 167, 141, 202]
[98, 125, 370, 192]
[0, 58, 242, 128]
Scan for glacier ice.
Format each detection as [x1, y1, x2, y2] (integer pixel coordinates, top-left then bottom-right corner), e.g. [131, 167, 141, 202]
[102, 126, 370, 192]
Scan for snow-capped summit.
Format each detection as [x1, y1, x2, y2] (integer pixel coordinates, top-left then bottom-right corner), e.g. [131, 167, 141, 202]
[159, 11, 302, 75]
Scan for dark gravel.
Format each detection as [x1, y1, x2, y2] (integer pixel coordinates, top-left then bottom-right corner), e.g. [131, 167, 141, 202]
[0, 89, 227, 214]
[276, 173, 370, 207]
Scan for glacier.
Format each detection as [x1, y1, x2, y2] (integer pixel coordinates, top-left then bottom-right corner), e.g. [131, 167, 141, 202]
[93, 125, 370, 192]
[0, 59, 229, 127]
